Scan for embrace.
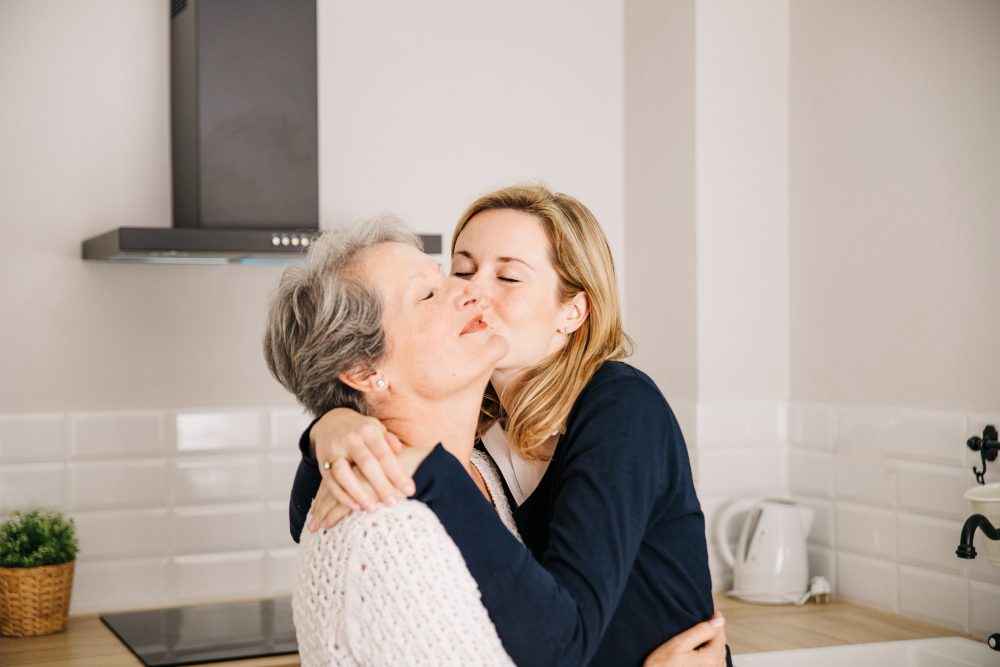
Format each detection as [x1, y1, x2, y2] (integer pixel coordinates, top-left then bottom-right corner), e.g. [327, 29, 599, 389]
[262, 184, 730, 667]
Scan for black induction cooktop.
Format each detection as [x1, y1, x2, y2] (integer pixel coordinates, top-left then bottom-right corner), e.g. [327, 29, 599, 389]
[100, 597, 297, 667]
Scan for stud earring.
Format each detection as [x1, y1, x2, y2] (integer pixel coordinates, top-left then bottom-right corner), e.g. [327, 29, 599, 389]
[564, 327, 572, 334]
[377, 380, 386, 388]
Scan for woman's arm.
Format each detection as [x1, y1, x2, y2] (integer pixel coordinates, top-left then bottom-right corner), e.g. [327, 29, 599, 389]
[410, 375, 705, 667]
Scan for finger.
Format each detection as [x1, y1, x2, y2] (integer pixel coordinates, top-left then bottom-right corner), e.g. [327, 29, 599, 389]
[672, 616, 725, 654]
[350, 427, 411, 500]
[320, 502, 352, 529]
[354, 449, 401, 507]
[307, 486, 338, 531]
[331, 457, 378, 510]
[327, 478, 361, 513]
[385, 429, 403, 454]
[698, 628, 727, 667]
[383, 432, 415, 493]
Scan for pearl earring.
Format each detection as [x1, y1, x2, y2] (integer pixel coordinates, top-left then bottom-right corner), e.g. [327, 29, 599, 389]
[377, 380, 386, 388]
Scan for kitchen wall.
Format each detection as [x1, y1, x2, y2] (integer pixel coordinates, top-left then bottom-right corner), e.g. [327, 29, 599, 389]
[624, 0, 1000, 637]
[786, 0, 1000, 638]
[0, 0, 625, 613]
[624, 0, 790, 589]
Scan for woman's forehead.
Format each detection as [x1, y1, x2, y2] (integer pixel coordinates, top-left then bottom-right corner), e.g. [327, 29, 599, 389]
[455, 209, 551, 262]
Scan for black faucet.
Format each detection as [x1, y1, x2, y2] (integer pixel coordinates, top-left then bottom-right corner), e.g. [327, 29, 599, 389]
[956, 514, 1000, 560]
[967, 424, 999, 485]
[956, 514, 1000, 651]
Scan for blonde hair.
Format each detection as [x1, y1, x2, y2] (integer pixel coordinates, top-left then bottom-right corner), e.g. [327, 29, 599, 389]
[263, 213, 422, 418]
[453, 184, 633, 461]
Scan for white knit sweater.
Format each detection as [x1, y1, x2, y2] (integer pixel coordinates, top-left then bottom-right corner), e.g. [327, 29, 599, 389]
[292, 449, 520, 666]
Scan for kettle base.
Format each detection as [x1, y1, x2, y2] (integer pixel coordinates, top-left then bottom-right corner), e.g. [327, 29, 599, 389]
[726, 589, 807, 605]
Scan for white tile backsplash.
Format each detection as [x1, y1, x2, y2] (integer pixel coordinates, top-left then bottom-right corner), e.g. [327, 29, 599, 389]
[266, 548, 297, 594]
[697, 402, 783, 447]
[0, 413, 65, 462]
[71, 509, 170, 561]
[265, 454, 301, 500]
[70, 557, 170, 614]
[71, 411, 164, 458]
[69, 460, 168, 510]
[896, 461, 968, 521]
[896, 512, 967, 576]
[836, 502, 896, 560]
[886, 409, 966, 467]
[175, 410, 261, 452]
[697, 447, 783, 495]
[788, 403, 834, 450]
[173, 551, 266, 602]
[833, 443, 895, 507]
[898, 565, 969, 632]
[173, 503, 267, 554]
[267, 500, 296, 549]
[171, 457, 262, 504]
[807, 544, 837, 589]
[836, 551, 898, 612]
[270, 406, 313, 449]
[0, 463, 65, 513]
[969, 580, 1000, 639]
[1, 398, 992, 630]
[788, 448, 833, 498]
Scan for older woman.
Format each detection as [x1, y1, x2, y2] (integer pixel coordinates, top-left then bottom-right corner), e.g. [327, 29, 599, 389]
[263, 214, 518, 665]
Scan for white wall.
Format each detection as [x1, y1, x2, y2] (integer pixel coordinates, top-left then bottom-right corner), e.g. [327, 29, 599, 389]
[0, 0, 624, 415]
[624, 0, 698, 403]
[786, 0, 1000, 636]
[789, 0, 1000, 415]
[695, 0, 789, 403]
[0, 0, 624, 613]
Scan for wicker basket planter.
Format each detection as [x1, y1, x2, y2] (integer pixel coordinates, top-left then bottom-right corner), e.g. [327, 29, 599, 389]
[0, 560, 75, 637]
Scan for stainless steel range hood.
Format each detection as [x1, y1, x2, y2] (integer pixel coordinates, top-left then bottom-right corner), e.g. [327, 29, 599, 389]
[82, 0, 441, 264]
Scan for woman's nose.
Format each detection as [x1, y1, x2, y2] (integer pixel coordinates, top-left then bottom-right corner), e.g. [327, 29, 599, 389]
[450, 276, 489, 310]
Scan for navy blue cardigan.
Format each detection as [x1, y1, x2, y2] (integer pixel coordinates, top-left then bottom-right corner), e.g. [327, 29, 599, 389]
[288, 362, 725, 667]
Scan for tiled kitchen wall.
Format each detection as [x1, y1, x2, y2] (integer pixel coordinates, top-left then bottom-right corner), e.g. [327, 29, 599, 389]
[0, 406, 314, 614]
[3, 400, 999, 638]
[691, 401, 1000, 640]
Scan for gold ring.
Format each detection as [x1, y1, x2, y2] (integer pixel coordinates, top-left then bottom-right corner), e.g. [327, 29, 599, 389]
[322, 455, 349, 470]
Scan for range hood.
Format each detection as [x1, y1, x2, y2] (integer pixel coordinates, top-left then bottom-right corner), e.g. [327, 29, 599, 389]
[83, 0, 440, 264]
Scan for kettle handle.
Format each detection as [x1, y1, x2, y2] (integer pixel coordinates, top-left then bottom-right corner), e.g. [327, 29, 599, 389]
[716, 497, 759, 568]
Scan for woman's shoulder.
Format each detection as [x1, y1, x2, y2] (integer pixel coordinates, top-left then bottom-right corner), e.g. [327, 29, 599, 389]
[575, 361, 669, 413]
[560, 361, 683, 457]
[298, 499, 445, 556]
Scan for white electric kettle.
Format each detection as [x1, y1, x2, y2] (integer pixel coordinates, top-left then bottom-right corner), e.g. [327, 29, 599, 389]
[716, 497, 814, 605]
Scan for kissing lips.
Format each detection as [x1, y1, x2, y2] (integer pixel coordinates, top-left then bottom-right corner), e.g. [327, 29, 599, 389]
[461, 315, 488, 335]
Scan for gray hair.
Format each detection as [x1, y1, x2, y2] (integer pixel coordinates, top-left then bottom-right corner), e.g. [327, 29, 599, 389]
[262, 213, 423, 418]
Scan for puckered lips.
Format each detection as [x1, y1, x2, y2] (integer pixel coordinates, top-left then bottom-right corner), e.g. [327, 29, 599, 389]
[461, 313, 488, 335]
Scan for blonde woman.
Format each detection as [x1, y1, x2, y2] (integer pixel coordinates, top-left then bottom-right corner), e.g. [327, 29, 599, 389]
[289, 185, 728, 667]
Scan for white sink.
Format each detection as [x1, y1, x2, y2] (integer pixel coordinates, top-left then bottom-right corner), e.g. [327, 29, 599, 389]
[732, 637, 998, 667]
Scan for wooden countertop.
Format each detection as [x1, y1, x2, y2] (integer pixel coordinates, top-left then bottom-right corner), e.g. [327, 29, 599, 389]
[713, 591, 978, 654]
[0, 594, 978, 665]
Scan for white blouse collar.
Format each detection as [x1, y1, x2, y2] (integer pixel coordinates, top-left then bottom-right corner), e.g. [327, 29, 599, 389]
[480, 423, 555, 506]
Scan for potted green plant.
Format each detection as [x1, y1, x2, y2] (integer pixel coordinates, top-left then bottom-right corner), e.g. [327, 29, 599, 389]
[0, 508, 79, 637]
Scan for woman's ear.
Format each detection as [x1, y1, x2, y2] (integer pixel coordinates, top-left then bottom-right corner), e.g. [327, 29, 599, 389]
[337, 368, 388, 394]
[560, 291, 590, 334]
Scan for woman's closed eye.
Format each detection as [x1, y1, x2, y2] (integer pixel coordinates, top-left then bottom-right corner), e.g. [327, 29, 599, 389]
[452, 272, 519, 284]
[422, 290, 435, 301]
